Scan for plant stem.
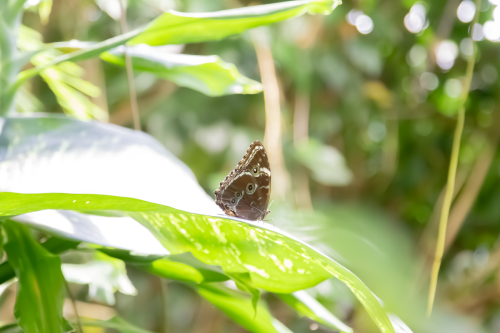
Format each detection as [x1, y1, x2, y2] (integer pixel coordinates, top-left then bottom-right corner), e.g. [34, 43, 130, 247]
[159, 277, 168, 333]
[427, 0, 481, 316]
[65, 279, 84, 333]
[119, 0, 141, 131]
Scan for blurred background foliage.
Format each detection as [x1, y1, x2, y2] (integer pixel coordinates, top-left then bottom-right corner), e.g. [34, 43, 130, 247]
[7, 0, 500, 331]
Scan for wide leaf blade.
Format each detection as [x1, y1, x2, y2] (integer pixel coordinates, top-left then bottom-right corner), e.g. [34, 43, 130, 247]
[101, 45, 262, 96]
[3, 220, 66, 333]
[130, 0, 341, 46]
[14, 0, 340, 88]
[0, 192, 394, 333]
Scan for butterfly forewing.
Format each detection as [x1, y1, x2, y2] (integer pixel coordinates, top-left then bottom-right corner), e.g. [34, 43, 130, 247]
[215, 141, 271, 221]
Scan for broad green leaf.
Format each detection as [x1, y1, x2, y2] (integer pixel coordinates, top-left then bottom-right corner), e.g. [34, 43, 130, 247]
[196, 283, 281, 333]
[62, 251, 137, 305]
[80, 316, 153, 333]
[137, 252, 229, 283]
[140, 257, 205, 283]
[0, 116, 393, 332]
[227, 272, 261, 316]
[3, 220, 66, 333]
[0, 192, 395, 333]
[278, 290, 352, 333]
[130, 0, 341, 46]
[0, 115, 219, 216]
[13, 0, 341, 89]
[0, 237, 79, 285]
[101, 45, 262, 96]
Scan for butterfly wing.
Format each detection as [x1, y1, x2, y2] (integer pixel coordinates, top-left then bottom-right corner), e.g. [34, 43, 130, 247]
[215, 141, 271, 221]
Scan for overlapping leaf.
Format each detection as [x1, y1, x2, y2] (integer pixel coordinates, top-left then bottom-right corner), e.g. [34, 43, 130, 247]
[13, 0, 341, 89]
[3, 221, 66, 333]
[101, 45, 262, 96]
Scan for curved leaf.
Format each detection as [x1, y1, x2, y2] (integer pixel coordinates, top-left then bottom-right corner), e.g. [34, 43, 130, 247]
[131, 0, 341, 46]
[0, 115, 218, 215]
[14, 0, 341, 89]
[0, 192, 394, 333]
[101, 45, 262, 96]
[3, 221, 65, 333]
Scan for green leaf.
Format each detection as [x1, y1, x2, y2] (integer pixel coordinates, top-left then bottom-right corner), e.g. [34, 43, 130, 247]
[0, 237, 79, 285]
[0, 116, 394, 332]
[0, 192, 395, 333]
[80, 316, 153, 333]
[130, 0, 341, 46]
[139, 257, 205, 283]
[278, 290, 352, 332]
[101, 45, 262, 96]
[196, 283, 281, 333]
[0, 115, 218, 217]
[136, 252, 230, 284]
[227, 273, 261, 316]
[13, 0, 341, 90]
[3, 220, 66, 333]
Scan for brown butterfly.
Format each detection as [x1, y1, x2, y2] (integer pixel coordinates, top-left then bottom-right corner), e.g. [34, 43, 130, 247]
[214, 141, 271, 221]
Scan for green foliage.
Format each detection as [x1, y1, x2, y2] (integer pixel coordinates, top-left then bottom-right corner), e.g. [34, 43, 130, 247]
[10, 0, 341, 106]
[130, 0, 341, 46]
[3, 221, 66, 333]
[101, 46, 262, 96]
[0, 191, 395, 333]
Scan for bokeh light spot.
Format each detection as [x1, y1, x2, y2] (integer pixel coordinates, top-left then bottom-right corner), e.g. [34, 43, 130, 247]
[347, 9, 363, 25]
[483, 20, 500, 41]
[404, 4, 426, 33]
[457, 1, 476, 23]
[420, 72, 439, 91]
[356, 15, 374, 34]
[436, 41, 458, 70]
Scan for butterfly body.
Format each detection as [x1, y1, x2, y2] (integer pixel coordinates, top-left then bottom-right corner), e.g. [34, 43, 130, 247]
[215, 141, 271, 221]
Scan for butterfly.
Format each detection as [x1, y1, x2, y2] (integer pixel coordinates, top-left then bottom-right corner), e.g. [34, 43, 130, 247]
[214, 141, 271, 221]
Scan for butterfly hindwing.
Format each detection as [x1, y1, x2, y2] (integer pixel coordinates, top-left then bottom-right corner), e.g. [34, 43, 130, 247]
[215, 141, 271, 221]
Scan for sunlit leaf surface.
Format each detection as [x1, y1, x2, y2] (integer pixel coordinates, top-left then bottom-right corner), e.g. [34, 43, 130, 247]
[14, 0, 341, 89]
[0, 192, 394, 333]
[0, 115, 218, 215]
[130, 0, 341, 46]
[3, 221, 65, 333]
[102, 45, 262, 96]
